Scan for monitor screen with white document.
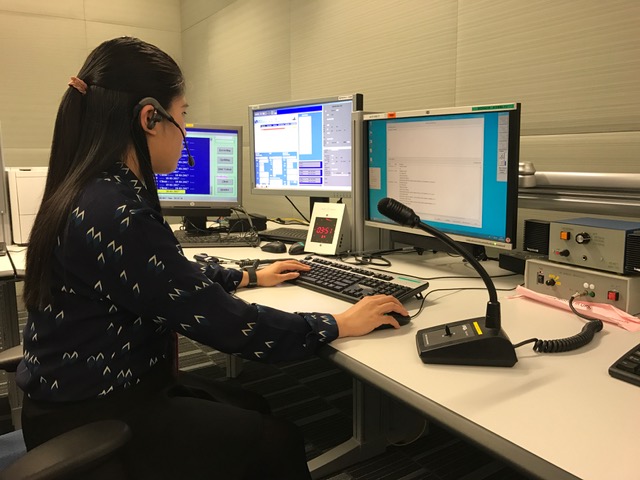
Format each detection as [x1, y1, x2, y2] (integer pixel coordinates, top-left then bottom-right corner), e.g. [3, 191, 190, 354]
[363, 103, 521, 253]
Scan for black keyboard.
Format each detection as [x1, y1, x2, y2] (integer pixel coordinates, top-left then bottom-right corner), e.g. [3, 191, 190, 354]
[290, 256, 429, 304]
[260, 227, 308, 243]
[609, 342, 640, 387]
[174, 230, 260, 248]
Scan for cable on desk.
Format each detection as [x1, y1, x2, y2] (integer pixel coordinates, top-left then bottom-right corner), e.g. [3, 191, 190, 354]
[269, 217, 309, 226]
[338, 247, 417, 267]
[411, 284, 520, 320]
[179, 216, 228, 235]
[284, 196, 309, 224]
[513, 292, 604, 353]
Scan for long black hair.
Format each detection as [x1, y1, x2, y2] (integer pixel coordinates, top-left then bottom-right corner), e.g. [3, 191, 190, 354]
[24, 37, 185, 310]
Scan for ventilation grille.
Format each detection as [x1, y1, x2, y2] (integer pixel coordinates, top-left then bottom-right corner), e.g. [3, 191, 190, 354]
[523, 219, 550, 255]
[625, 232, 640, 273]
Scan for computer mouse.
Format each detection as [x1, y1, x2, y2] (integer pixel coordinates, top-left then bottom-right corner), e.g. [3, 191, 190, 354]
[288, 241, 306, 255]
[260, 240, 287, 254]
[375, 312, 412, 330]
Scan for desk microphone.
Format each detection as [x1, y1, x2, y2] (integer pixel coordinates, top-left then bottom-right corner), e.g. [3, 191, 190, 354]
[137, 97, 195, 167]
[378, 197, 517, 367]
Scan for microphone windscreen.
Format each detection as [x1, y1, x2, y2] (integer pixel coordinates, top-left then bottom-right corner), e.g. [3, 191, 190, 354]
[377, 197, 420, 227]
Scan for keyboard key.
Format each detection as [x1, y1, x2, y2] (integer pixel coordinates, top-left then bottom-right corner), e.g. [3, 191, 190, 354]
[609, 341, 640, 387]
[290, 256, 429, 304]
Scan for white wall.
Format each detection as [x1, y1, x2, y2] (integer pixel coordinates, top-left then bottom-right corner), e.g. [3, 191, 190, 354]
[1, 0, 638, 245]
[0, 0, 181, 166]
[179, 0, 640, 224]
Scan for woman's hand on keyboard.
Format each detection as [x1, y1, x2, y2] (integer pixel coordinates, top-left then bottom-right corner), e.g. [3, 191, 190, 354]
[255, 260, 311, 287]
[334, 295, 409, 338]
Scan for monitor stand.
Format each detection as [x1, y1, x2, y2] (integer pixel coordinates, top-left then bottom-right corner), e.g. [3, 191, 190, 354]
[183, 215, 208, 233]
[390, 230, 487, 260]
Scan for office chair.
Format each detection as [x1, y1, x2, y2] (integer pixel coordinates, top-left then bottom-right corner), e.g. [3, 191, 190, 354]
[0, 345, 132, 480]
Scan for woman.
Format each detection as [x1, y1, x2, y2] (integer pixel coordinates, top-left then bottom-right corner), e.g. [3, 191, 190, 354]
[18, 37, 407, 479]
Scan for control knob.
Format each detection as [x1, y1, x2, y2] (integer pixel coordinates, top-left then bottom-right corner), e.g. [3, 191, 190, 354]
[575, 232, 591, 244]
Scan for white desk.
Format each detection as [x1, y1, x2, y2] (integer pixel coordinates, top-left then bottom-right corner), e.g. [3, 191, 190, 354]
[191, 245, 640, 480]
[3, 242, 639, 479]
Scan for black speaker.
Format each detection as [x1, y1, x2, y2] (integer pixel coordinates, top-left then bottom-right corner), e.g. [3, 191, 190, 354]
[625, 232, 640, 273]
[523, 219, 550, 255]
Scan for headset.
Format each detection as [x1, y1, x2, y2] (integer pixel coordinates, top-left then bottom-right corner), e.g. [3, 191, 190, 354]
[136, 97, 195, 167]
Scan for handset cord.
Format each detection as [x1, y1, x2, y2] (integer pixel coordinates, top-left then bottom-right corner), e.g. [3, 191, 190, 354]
[513, 291, 604, 353]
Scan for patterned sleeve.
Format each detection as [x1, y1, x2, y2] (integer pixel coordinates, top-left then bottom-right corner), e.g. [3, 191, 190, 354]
[200, 262, 244, 292]
[62, 185, 339, 362]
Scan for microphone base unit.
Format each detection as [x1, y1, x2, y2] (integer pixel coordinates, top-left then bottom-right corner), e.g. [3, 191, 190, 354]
[415, 317, 518, 367]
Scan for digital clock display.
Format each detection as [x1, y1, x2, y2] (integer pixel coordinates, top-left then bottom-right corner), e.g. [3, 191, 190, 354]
[310, 217, 338, 244]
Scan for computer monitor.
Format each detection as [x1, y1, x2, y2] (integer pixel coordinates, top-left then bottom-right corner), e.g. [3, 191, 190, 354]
[248, 93, 364, 211]
[156, 124, 243, 232]
[364, 103, 521, 254]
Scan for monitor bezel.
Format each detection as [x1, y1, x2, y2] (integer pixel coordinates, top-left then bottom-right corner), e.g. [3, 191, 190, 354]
[157, 123, 243, 220]
[248, 93, 364, 199]
[363, 103, 521, 251]
[0, 122, 11, 245]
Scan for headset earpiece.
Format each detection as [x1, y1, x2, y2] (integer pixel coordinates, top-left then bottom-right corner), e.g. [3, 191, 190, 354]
[135, 97, 196, 167]
[146, 111, 164, 130]
[138, 97, 171, 130]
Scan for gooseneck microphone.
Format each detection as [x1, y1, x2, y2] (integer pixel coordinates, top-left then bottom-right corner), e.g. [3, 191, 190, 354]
[378, 197, 517, 367]
[137, 97, 195, 167]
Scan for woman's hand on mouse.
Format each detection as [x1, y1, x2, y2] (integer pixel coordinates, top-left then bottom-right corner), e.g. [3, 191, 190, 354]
[333, 295, 409, 337]
[253, 260, 311, 287]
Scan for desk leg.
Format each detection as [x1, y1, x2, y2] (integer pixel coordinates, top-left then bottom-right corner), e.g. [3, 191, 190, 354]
[308, 378, 389, 479]
[1, 280, 22, 428]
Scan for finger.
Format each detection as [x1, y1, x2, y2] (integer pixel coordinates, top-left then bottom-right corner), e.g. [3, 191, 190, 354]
[367, 294, 404, 310]
[378, 298, 409, 316]
[278, 271, 302, 281]
[380, 315, 401, 329]
[276, 260, 310, 270]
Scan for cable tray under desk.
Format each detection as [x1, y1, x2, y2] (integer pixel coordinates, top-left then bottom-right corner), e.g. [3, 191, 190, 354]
[173, 230, 260, 248]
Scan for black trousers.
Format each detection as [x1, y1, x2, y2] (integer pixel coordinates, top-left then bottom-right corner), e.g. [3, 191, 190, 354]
[21, 362, 312, 480]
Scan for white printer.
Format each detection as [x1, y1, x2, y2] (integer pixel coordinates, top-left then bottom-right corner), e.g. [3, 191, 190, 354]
[6, 167, 48, 245]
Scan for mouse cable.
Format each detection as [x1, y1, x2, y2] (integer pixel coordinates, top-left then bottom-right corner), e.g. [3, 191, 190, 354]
[411, 285, 519, 319]
[513, 291, 604, 353]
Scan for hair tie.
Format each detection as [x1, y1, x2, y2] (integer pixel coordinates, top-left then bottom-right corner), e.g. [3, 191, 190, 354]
[68, 76, 88, 95]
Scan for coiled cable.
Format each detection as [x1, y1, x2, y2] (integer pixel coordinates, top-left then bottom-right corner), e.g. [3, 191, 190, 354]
[514, 292, 604, 353]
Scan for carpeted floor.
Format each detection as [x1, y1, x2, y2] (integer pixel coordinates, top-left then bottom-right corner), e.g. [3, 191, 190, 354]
[1, 312, 534, 480]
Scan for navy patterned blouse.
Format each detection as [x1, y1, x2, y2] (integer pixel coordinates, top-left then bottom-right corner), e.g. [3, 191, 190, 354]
[17, 164, 338, 402]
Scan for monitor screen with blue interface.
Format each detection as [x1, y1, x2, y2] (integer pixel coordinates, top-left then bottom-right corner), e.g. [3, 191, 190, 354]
[364, 103, 520, 251]
[156, 124, 242, 231]
[249, 94, 363, 200]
